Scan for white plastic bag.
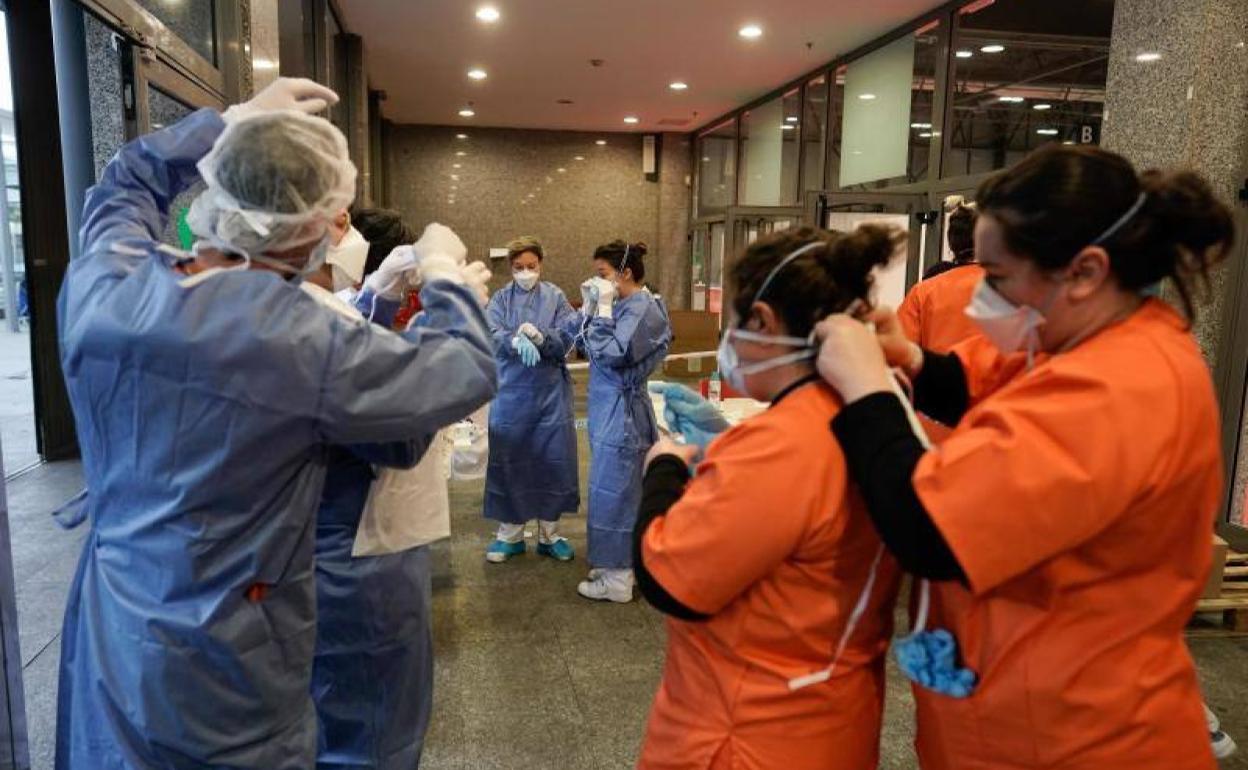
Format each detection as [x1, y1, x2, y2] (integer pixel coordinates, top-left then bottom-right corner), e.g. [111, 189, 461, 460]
[450, 403, 490, 481]
[351, 429, 453, 556]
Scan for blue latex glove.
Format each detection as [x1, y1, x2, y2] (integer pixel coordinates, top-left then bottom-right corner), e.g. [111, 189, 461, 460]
[648, 382, 730, 452]
[512, 335, 540, 367]
[895, 629, 977, 698]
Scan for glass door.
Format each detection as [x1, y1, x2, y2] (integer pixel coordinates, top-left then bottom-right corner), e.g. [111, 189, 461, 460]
[819, 193, 934, 308]
[720, 206, 804, 330]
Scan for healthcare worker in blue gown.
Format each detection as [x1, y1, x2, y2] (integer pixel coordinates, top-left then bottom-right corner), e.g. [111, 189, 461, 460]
[307, 210, 454, 770]
[53, 78, 497, 770]
[483, 236, 580, 563]
[574, 241, 672, 603]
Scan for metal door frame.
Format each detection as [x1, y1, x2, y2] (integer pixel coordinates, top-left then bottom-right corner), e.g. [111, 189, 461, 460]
[810, 191, 937, 294]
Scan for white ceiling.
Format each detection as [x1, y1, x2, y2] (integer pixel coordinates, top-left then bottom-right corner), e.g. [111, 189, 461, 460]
[338, 0, 944, 133]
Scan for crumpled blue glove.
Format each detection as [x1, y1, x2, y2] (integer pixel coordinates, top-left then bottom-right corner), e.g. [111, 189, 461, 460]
[894, 629, 977, 698]
[648, 381, 730, 452]
[512, 335, 540, 367]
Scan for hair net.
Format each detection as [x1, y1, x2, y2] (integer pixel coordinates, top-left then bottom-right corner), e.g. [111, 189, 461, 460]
[187, 109, 357, 256]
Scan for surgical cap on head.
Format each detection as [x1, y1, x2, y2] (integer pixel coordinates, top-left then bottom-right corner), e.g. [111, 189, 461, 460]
[187, 109, 357, 256]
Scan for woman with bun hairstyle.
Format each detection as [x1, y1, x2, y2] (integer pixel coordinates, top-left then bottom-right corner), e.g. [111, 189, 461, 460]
[634, 226, 905, 769]
[815, 144, 1235, 770]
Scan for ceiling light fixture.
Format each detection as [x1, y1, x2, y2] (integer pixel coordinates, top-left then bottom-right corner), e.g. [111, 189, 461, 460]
[981, 44, 1005, 53]
[458, 107, 475, 117]
[1037, 128, 1060, 135]
[456, 133, 468, 139]
[595, 139, 607, 146]
[785, 116, 799, 123]
[998, 95, 1024, 103]
[738, 24, 762, 39]
[1135, 52, 1162, 62]
[475, 6, 500, 23]
[453, 163, 462, 169]
[574, 155, 585, 161]
[780, 124, 795, 130]
[858, 93, 877, 100]
[669, 81, 688, 91]
[467, 68, 488, 80]
[919, 132, 933, 138]
[1033, 103, 1052, 111]
[623, 115, 639, 124]
[910, 122, 932, 129]
[456, 151, 467, 156]
[955, 50, 973, 58]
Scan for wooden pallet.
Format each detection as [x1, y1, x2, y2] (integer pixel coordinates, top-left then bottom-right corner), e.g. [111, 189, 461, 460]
[1189, 551, 1248, 638]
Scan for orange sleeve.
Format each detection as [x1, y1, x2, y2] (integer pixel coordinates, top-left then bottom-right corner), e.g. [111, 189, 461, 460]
[642, 420, 826, 615]
[913, 363, 1165, 594]
[896, 286, 923, 346]
[948, 334, 1032, 405]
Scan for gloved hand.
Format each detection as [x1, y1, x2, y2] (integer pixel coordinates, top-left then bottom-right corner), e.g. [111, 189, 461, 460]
[512, 335, 541, 367]
[580, 278, 599, 312]
[648, 382, 730, 452]
[413, 223, 467, 266]
[595, 279, 617, 318]
[419, 252, 463, 286]
[460, 261, 492, 305]
[517, 322, 545, 346]
[223, 78, 338, 122]
[363, 244, 419, 300]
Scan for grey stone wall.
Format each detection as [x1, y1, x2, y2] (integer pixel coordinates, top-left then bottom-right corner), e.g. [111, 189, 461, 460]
[385, 125, 691, 303]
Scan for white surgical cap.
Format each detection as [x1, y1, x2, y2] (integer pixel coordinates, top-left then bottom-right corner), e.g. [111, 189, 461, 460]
[187, 109, 357, 256]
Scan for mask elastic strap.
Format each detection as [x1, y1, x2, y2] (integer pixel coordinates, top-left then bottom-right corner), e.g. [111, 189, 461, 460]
[729, 327, 811, 348]
[732, 348, 816, 377]
[788, 543, 886, 690]
[1091, 192, 1146, 245]
[752, 241, 823, 307]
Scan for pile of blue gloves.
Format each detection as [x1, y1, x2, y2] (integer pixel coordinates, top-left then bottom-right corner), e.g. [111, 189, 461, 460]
[895, 629, 977, 698]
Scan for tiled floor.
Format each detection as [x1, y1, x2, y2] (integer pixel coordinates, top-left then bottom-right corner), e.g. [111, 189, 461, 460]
[7, 439, 1248, 769]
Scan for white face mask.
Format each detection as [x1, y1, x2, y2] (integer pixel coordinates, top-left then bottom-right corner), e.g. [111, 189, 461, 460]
[964, 278, 1049, 359]
[513, 269, 539, 291]
[325, 226, 369, 290]
[716, 241, 825, 396]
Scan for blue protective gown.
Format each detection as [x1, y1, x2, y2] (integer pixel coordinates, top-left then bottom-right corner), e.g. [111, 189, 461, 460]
[582, 290, 672, 568]
[484, 281, 580, 524]
[312, 297, 437, 770]
[54, 108, 496, 770]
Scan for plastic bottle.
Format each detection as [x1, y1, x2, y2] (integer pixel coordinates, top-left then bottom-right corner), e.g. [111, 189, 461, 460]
[708, 370, 722, 404]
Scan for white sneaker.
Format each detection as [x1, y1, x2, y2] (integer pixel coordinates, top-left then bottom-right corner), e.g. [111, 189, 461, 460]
[577, 569, 634, 603]
[1212, 731, 1238, 760]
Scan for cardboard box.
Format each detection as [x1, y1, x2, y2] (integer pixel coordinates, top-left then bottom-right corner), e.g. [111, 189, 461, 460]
[663, 311, 720, 378]
[1203, 534, 1229, 600]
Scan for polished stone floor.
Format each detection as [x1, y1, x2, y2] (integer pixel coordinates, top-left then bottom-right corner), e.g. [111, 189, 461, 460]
[7, 433, 1247, 769]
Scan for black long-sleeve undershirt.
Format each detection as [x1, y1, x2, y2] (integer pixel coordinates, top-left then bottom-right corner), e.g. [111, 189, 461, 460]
[632, 456, 711, 621]
[831, 389, 967, 582]
[912, 348, 971, 427]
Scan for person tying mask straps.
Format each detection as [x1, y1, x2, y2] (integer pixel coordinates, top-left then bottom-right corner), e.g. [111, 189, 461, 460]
[482, 236, 580, 563]
[814, 144, 1234, 770]
[574, 241, 672, 602]
[53, 78, 497, 770]
[633, 226, 905, 770]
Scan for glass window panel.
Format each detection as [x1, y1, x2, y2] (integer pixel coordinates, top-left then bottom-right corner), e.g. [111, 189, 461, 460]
[690, 229, 707, 311]
[802, 74, 828, 193]
[943, 0, 1113, 178]
[148, 87, 201, 248]
[738, 88, 800, 206]
[696, 119, 736, 217]
[825, 211, 911, 305]
[834, 20, 939, 190]
[709, 222, 725, 317]
[134, 0, 216, 64]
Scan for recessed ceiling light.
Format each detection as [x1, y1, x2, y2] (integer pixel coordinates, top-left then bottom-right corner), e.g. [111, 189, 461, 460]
[595, 139, 607, 145]
[450, 174, 460, 180]
[574, 155, 585, 161]
[458, 107, 475, 117]
[780, 124, 796, 131]
[1135, 52, 1162, 62]
[557, 167, 566, 173]
[785, 116, 799, 123]
[1037, 128, 1060, 135]
[1033, 103, 1052, 111]
[456, 133, 468, 139]
[910, 122, 932, 129]
[475, 6, 500, 22]
[702, 156, 710, 162]
[955, 50, 973, 58]
[467, 68, 488, 81]
[453, 163, 462, 169]
[981, 44, 1005, 53]
[738, 24, 763, 39]
[456, 151, 467, 156]
[858, 93, 877, 100]
[919, 132, 933, 138]
[997, 95, 1024, 103]
[623, 116, 639, 124]
[669, 81, 689, 91]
